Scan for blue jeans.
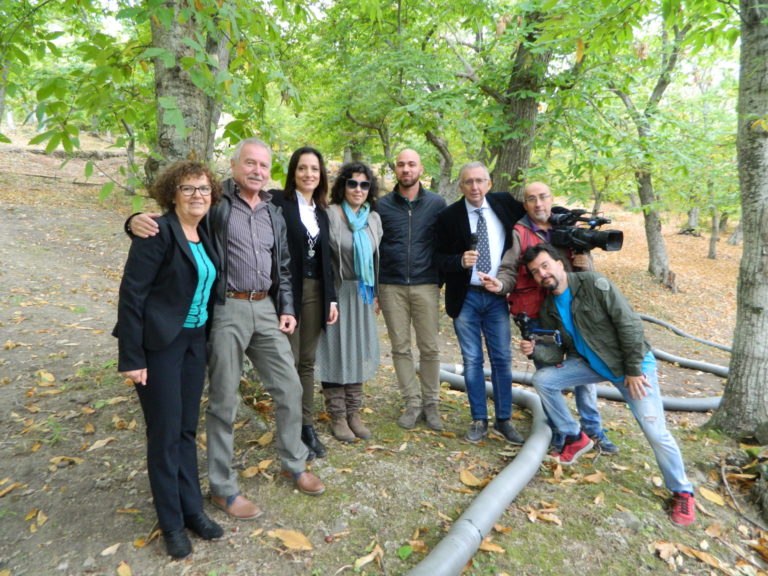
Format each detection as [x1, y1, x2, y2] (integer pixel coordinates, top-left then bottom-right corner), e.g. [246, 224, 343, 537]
[453, 289, 512, 421]
[532, 357, 693, 493]
[527, 319, 602, 442]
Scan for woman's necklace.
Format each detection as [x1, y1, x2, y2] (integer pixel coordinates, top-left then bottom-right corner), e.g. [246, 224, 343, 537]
[306, 230, 318, 258]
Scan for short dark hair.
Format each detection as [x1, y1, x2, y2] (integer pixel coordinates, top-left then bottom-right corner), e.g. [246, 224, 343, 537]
[149, 161, 222, 212]
[330, 162, 379, 210]
[520, 243, 565, 268]
[283, 146, 329, 209]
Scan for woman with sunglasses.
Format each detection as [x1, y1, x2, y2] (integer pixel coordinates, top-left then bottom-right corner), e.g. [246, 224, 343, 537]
[114, 161, 223, 559]
[270, 147, 338, 459]
[315, 162, 383, 442]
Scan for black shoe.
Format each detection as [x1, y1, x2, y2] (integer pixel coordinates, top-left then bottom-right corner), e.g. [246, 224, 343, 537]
[184, 512, 224, 540]
[301, 425, 327, 458]
[466, 420, 488, 443]
[494, 419, 524, 444]
[163, 529, 192, 558]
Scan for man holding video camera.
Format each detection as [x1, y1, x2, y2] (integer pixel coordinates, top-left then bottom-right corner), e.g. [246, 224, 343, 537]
[478, 181, 618, 454]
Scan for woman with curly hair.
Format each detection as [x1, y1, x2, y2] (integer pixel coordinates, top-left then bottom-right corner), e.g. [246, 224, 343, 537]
[114, 161, 223, 559]
[315, 162, 382, 442]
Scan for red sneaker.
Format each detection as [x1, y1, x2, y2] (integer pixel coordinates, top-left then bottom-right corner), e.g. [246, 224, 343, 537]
[670, 492, 696, 526]
[551, 431, 593, 466]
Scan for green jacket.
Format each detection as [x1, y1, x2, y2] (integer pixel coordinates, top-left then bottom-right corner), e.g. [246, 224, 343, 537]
[533, 271, 650, 378]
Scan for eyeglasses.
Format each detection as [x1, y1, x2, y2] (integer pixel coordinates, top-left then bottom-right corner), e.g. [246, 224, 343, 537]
[177, 185, 213, 196]
[524, 193, 552, 204]
[346, 179, 371, 191]
[460, 178, 489, 187]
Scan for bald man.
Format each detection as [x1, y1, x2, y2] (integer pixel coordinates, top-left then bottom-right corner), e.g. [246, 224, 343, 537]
[377, 149, 447, 430]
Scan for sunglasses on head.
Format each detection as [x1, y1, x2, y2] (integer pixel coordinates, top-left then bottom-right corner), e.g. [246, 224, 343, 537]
[345, 178, 371, 191]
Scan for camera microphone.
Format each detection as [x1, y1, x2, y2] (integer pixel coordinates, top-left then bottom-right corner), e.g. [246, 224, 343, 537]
[469, 233, 478, 251]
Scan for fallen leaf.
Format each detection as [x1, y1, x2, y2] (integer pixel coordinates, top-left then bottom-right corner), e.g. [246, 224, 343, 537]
[699, 486, 725, 506]
[49, 456, 84, 467]
[705, 522, 723, 538]
[84, 422, 95, 434]
[117, 561, 132, 576]
[36, 510, 47, 526]
[267, 529, 312, 551]
[654, 540, 678, 563]
[580, 471, 606, 484]
[0, 482, 21, 498]
[241, 466, 261, 478]
[256, 431, 273, 446]
[100, 543, 121, 556]
[35, 369, 56, 384]
[479, 538, 505, 553]
[354, 544, 383, 570]
[493, 523, 512, 534]
[87, 437, 116, 451]
[460, 468, 484, 487]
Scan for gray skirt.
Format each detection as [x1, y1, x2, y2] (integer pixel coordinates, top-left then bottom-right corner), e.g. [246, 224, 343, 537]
[315, 280, 380, 384]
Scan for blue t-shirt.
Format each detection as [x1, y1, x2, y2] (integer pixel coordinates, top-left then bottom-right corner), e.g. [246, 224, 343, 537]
[554, 287, 655, 383]
[184, 241, 216, 328]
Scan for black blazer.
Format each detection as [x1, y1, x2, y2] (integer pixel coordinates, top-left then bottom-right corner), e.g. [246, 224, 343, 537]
[435, 192, 525, 318]
[114, 211, 219, 371]
[269, 189, 337, 325]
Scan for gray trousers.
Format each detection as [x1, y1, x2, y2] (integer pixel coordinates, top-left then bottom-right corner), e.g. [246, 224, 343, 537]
[206, 298, 308, 498]
[378, 283, 441, 407]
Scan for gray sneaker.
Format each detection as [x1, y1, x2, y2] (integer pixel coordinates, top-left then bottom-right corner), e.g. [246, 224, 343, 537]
[466, 420, 488, 443]
[493, 420, 524, 445]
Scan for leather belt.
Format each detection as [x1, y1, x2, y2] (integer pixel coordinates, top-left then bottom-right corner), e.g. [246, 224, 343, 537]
[227, 291, 268, 301]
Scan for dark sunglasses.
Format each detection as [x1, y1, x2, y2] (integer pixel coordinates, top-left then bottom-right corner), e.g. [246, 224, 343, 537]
[345, 178, 371, 191]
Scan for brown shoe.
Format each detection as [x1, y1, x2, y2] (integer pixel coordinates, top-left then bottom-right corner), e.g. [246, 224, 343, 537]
[210, 493, 263, 520]
[282, 470, 326, 496]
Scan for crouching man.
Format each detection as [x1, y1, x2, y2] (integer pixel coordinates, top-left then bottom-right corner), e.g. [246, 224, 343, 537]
[520, 243, 695, 526]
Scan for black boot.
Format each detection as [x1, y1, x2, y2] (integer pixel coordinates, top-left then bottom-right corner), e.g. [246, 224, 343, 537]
[163, 529, 192, 559]
[301, 424, 327, 458]
[184, 512, 224, 540]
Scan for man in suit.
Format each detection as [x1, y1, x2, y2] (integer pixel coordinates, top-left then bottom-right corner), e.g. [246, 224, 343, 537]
[126, 138, 325, 521]
[435, 161, 526, 443]
[377, 149, 447, 431]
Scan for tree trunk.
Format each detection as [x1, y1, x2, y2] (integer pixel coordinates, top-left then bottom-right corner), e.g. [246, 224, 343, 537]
[425, 129, 454, 197]
[488, 15, 551, 199]
[708, 0, 768, 439]
[719, 212, 730, 232]
[707, 205, 719, 259]
[727, 220, 743, 245]
[0, 60, 9, 131]
[686, 206, 699, 230]
[635, 169, 675, 290]
[149, 1, 230, 168]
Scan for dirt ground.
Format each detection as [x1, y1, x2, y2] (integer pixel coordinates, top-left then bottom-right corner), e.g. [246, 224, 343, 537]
[0, 135, 765, 576]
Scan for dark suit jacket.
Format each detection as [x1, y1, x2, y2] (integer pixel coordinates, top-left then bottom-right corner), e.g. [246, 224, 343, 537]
[114, 211, 220, 371]
[435, 192, 525, 318]
[269, 189, 337, 325]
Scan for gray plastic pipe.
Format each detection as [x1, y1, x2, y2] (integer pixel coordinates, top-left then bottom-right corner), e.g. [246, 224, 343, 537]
[640, 314, 732, 353]
[405, 376, 551, 576]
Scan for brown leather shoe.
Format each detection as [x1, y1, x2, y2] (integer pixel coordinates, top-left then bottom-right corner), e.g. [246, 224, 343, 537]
[210, 493, 263, 520]
[282, 470, 326, 496]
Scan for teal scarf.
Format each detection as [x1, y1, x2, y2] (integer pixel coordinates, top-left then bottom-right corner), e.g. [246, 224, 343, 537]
[342, 201, 375, 304]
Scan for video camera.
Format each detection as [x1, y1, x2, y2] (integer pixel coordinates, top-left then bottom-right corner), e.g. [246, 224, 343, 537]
[548, 208, 623, 253]
[512, 312, 562, 347]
